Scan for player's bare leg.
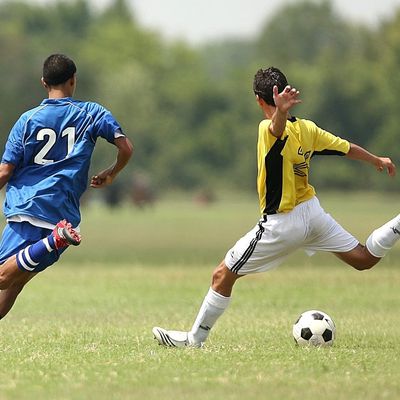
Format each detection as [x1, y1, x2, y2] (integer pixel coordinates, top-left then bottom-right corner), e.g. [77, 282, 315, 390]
[336, 213, 400, 270]
[0, 271, 37, 319]
[211, 260, 242, 296]
[0, 255, 29, 290]
[335, 244, 380, 270]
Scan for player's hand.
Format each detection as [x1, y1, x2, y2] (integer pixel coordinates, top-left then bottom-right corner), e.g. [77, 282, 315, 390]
[273, 85, 302, 113]
[375, 157, 396, 177]
[90, 168, 115, 188]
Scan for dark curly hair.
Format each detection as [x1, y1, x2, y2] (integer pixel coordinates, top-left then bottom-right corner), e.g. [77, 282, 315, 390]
[253, 67, 288, 106]
[42, 54, 77, 86]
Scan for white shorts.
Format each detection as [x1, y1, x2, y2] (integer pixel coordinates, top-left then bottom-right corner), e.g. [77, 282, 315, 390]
[224, 196, 359, 275]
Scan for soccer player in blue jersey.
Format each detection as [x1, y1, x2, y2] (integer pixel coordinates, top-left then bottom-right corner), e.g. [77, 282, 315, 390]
[153, 67, 400, 348]
[0, 54, 133, 320]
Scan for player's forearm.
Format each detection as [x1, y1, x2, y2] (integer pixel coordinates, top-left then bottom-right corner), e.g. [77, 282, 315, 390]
[269, 108, 288, 138]
[347, 143, 396, 176]
[90, 138, 133, 188]
[269, 85, 301, 138]
[0, 163, 15, 190]
[109, 137, 134, 178]
[346, 143, 379, 166]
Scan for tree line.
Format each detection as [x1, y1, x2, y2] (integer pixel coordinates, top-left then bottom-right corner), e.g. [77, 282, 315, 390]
[0, 0, 399, 197]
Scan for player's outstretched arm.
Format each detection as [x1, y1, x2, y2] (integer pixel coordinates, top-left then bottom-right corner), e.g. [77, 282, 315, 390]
[0, 163, 15, 190]
[346, 143, 396, 177]
[90, 136, 134, 188]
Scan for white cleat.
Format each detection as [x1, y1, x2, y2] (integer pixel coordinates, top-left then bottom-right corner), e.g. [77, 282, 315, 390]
[152, 327, 201, 348]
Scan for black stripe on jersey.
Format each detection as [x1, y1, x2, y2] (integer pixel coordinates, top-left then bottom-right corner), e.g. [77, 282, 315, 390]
[263, 136, 288, 215]
[293, 161, 308, 177]
[231, 222, 265, 274]
[312, 150, 346, 157]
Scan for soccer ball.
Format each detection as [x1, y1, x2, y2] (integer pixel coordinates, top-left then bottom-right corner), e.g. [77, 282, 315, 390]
[292, 310, 336, 347]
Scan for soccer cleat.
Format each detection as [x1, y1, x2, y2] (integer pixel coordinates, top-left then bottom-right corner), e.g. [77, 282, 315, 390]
[52, 219, 81, 249]
[152, 327, 201, 348]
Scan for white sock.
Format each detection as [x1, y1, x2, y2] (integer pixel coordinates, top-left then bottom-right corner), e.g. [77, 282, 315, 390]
[188, 287, 231, 345]
[366, 214, 400, 258]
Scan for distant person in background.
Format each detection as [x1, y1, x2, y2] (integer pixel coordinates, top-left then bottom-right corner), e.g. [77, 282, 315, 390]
[0, 54, 133, 320]
[130, 172, 156, 208]
[153, 66, 399, 347]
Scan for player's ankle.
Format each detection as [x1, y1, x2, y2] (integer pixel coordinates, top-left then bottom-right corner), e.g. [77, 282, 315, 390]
[188, 331, 203, 346]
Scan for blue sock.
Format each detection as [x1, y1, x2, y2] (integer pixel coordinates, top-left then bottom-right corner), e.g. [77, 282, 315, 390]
[16, 234, 56, 272]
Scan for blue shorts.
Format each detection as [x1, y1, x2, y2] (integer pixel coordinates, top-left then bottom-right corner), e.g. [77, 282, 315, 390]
[0, 222, 67, 272]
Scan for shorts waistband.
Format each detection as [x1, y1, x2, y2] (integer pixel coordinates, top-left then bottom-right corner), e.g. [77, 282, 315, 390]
[262, 211, 276, 221]
[262, 197, 319, 221]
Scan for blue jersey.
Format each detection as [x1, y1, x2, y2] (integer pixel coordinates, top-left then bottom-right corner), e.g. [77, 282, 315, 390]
[1, 97, 124, 227]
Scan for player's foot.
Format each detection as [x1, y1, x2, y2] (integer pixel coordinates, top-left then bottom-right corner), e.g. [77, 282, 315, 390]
[152, 327, 201, 348]
[52, 219, 81, 249]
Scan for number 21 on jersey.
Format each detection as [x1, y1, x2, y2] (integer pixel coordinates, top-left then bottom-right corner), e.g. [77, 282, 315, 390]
[34, 127, 76, 165]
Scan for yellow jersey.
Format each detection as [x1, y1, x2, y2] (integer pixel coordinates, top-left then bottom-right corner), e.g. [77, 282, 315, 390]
[257, 116, 350, 215]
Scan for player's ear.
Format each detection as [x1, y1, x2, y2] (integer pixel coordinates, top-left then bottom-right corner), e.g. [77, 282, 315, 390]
[41, 77, 49, 90]
[255, 94, 265, 107]
[69, 74, 77, 90]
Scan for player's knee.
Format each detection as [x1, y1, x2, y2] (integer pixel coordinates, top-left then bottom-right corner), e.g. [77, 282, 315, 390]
[341, 245, 380, 271]
[350, 260, 377, 271]
[354, 250, 381, 271]
[211, 263, 226, 286]
[211, 261, 241, 296]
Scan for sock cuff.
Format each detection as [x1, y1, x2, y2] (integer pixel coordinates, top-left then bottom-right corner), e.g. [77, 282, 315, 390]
[207, 287, 231, 309]
[16, 248, 37, 272]
[44, 237, 55, 252]
[366, 232, 388, 258]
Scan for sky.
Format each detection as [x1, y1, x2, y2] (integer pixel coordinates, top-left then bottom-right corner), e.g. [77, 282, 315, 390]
[127, 0, 400, 43]
[20, 0, 400, 44]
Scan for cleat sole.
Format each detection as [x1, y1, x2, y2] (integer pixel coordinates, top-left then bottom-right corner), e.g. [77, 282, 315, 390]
[61, 227, 81, 246]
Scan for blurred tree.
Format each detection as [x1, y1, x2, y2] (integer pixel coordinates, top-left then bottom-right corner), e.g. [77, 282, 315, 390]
[256, 0, 355, 65]
[367, 9, 400, 191]
[0, 0, 399, 195]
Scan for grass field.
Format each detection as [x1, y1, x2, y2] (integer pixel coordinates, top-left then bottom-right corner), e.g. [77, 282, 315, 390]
[0, 192, 399, 400]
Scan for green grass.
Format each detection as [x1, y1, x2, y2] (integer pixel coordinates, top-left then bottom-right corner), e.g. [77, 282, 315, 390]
[0, 192, 399, 400]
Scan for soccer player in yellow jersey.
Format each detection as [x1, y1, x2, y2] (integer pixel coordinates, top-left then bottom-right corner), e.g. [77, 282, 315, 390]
[153, 67, 400, 347]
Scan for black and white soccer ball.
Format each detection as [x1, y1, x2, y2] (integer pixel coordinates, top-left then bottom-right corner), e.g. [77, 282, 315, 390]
[292, 310, 336, 347]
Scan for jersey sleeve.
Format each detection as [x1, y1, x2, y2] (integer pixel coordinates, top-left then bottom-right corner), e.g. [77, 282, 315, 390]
[1, 117, 25, 166]
[93, 107, 125, 144]
[311, 122, 350, 156]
